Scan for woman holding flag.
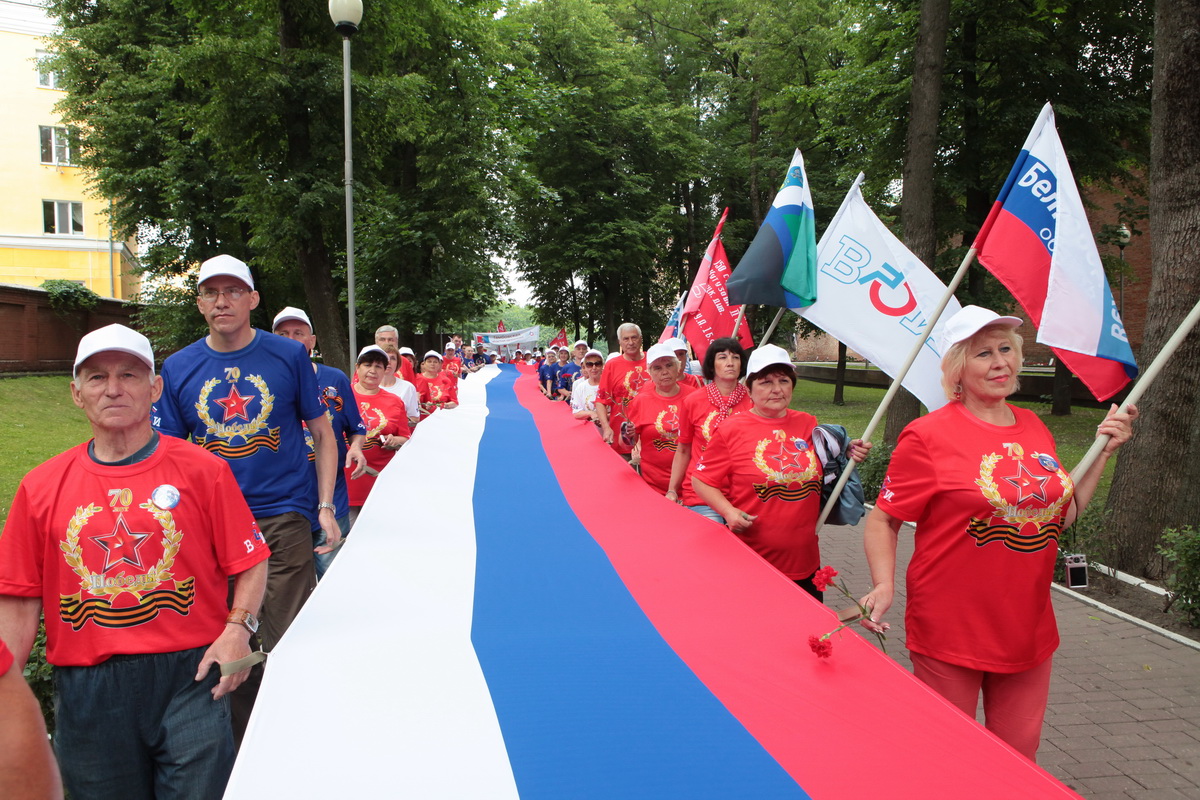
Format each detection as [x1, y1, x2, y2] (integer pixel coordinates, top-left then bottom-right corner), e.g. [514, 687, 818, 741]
[691, 344, 870, 600]
[858, 306, 1138, 761]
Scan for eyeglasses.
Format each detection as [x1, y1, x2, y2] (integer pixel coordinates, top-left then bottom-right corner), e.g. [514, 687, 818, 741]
[584, 361, 603, 367]
[198, 286, 249, 302]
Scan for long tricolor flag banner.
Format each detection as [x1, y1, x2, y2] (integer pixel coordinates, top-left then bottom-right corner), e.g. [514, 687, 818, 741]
[974, 103, 1138, 401]
[796, 174, 962, 411]
[225, 365, 1081, 799]
[728, 149, 818, 308]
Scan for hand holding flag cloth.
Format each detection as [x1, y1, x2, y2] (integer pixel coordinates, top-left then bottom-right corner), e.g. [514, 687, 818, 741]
[974, 103, 1137, 400]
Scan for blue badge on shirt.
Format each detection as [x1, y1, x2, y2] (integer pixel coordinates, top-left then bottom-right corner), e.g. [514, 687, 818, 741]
[1036, 453, 1059, 472]
[793, 438, 809, 451]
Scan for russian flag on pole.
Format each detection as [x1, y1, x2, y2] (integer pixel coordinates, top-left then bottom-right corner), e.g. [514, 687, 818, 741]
[796, 174, 961, 411]
[660, 291, 686, 341]
[974, 103, 1137, 401]
[226, 365, 1084, 799]
[728, 150, 818, 308]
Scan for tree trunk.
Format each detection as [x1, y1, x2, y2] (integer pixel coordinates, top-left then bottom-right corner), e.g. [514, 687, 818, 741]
[1051, 358, 1073, 416]
[886, 0, 950, 445]
[833, 341, 847, 405]
[1104, 0, 1200, 577]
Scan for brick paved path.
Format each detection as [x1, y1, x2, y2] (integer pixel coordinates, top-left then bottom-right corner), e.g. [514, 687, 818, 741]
[817, 519, 1200, 800]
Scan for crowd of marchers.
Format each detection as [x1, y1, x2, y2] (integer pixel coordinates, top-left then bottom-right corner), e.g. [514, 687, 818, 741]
[0, 253, 1141, 798]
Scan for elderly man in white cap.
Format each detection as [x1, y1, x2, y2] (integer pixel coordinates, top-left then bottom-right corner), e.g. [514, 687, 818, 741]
[153, 254, 342, 738]
[273, 306, 368, 579]
[0, 324, 269, 798]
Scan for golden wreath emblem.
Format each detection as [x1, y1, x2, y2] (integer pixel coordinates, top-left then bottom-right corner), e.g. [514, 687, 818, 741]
[973, 453, 1072, 526]
[654, 405, 680, 438]
[195, 372, 275, 440]
[361, 400, 388, 438]
[700, 410, 719, 445]
[61, 501, 181, 601]
[753, 430, 820, 484]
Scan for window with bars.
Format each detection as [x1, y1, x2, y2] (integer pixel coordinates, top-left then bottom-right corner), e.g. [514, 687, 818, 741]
[39, 126, 77, 166]
[43, 201, 84, 235]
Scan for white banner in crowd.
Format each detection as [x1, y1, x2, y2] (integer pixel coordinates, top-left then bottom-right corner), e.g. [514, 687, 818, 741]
[474, 325, 540, 348]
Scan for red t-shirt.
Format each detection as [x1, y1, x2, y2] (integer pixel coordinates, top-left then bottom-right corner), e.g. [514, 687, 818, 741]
[628, 384, 696, 494]
[0, 638, 12, 676]
[876, 402, 1071, 672]
[678, 373, 704, 391]
[413, 372, 459, 419]
[348, 389, 409, 507]
[398, 356, 417, 384]
[694, 410, 823, 579]
[442, 356, 463, 384]
[0, 436, 268, 667]
[676, 387, 753, 505]
[596, 354, 650, 454]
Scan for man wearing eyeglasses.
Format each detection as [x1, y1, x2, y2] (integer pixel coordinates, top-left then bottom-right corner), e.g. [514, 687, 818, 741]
[153, 254, 341, 741]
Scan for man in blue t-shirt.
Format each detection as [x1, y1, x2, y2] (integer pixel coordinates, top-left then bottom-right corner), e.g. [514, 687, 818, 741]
[272, 307, 367, 580]
[538, 346, 560, 398]
[153, 255, 344, 738]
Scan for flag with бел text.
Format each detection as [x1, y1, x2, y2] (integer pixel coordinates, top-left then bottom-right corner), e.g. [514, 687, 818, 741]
[681, 208, 754, 364]
[727, 149, 818, 308]
[974, 102, 1137, 401]
[796, 174, 960, 411]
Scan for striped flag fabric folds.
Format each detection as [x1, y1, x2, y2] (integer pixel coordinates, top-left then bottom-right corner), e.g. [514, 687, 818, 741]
[974, 103, 1137, 401]
[225, 365, 1082, 799]
[728, 149, 819, 308]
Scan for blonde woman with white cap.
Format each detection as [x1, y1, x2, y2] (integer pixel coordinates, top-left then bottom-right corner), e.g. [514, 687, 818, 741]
[692, 344, 870, 599]
[858, 305, 1138, 761]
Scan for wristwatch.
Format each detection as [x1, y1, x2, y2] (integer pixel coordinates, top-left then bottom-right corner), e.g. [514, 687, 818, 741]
[317, 501, 337, 514]
[226, 608, 259, 634]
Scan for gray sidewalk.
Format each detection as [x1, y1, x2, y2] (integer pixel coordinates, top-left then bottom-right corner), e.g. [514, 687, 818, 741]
[817, 519, 1200, 800]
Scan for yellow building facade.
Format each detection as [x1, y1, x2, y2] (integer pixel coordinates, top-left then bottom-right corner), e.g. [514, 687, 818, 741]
[0, 0, 138, 300]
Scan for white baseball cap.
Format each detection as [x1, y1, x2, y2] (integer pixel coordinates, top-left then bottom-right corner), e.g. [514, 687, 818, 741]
[398, 346, 415, 357]
[663, 337, 688, 353]
[356, 345, 388, 362]
[196, 254, 254, 289]
[573, 340, 589, 349]
[74, 324, 154, 378]
[423, 350, 443, 361]
[272, 306, 312, 331]
[583, 349, 604, 362]
[745, 344, 795, 383]
[646, 342, 678, 365]
[940, 305, 1023, 352]
[444, 341, 456, 351]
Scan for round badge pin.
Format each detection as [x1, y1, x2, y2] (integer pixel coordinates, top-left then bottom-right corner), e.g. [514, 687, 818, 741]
[1036, 454, 1059, 472]
[151, 484, 180, 510]
[794, 439, 809, 451]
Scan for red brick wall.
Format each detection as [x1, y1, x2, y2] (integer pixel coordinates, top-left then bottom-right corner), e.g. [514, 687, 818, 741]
[0, 284, 136, 373]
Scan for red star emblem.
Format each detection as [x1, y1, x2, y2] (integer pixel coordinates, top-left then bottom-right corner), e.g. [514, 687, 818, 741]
[769, 441, 810, 473]
[215, 385, 255, 422]
[1002, 462, 1050, 503]
[90, 514, 152, 571]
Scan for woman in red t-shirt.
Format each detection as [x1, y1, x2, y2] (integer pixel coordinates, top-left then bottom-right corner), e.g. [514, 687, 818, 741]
[858, 306, 1138, 761]
[692, 344, 869, 600]
[666, 337, 752, 521]
[348, 346, 409, 524]
[628, 343, 696, 495]
[412, 350, 460, 420]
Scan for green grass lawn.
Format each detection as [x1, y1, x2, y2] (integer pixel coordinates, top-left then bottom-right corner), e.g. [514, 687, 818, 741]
[0, 376, 93, 526]
[790, 378, 1118, 502]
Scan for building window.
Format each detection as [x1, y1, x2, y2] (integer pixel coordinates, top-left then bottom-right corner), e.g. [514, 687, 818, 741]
[39, 126, 77, 166]
[36, 50, 61, 89]
[43, 201, 84, 235]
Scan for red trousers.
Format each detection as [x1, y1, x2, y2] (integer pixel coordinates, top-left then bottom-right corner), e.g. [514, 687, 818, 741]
[910, 651, 1053, 761]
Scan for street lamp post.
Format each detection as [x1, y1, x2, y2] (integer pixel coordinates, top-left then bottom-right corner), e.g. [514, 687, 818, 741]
[329, 0, 363, 363]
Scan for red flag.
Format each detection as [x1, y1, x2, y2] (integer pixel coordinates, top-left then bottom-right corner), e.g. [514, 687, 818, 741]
[682, 209, 753, 363]
[497, 320, 507, 332]
[548, 328, 568, 348]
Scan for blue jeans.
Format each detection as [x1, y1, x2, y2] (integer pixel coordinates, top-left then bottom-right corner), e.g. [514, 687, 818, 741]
[54, 646, 233, 800]
[312, 513, 352, 580]
[686, 504, 726, 525]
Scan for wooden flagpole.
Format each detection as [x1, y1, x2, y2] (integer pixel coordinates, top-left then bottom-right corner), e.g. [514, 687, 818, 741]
[1070, 296, 1200, 482]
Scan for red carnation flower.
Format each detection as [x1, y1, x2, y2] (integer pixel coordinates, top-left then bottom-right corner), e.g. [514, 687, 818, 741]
[808, 634, 833, 658]
[812, 566, 839, 592]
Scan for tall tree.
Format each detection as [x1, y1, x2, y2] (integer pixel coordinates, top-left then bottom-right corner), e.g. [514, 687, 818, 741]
[1104, 0, 1200, 576]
